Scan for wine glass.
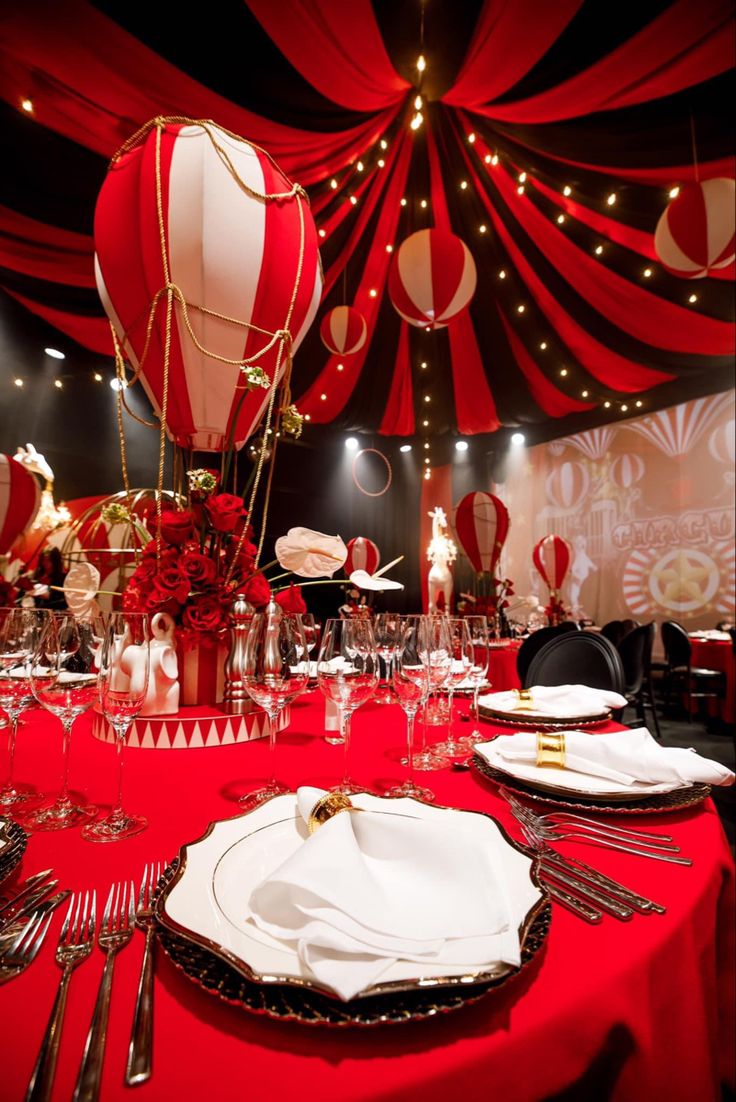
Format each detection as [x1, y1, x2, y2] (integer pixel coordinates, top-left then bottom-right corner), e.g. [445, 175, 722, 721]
[0, 608, 50, 808]
[433, 618, 473, 759]
[414, 616, 452, 770]
[388, 620, 433, 801]
[240, 606, 309, 807]
[374, 612, 400, 704]
[25, 612, 101, 829]
[457, 615, 490, 751]
[82, 612, 150, 841]
[317, 618, 378, 793]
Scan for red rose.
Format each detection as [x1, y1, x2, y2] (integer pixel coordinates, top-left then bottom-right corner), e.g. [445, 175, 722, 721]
[243, 573, 271, 608]
[155, 511, 195, 545]
[206, 494, 245, 533]
[182, 594, 228, 634]
[151, 567, 191, 604]
[275, 584, 307, 615]
[180, 550, 217, 586]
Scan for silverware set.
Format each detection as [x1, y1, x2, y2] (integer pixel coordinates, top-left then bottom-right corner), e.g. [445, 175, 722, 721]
[500, 788, 690, 924]
[0, 864, 162, 1099]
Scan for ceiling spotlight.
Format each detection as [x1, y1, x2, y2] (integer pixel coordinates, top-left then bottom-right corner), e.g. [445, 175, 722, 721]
[510, 432, 525, 446]
[424, 395, 431, 403]
[400, 444, 412, 453]
[14, 378, 23, 387]
[604, 401, 611, 409]
[479, 224, 487, 233]
[54, 379, 63, 389]
[460, 180, 468, 190]
[345, 437, 359, 450]
[21, 98, 34, 113]
[455, 440, 469, 452]
[110, 377, 126, 391]
[44, 347, 65, 360]
[517, 304, 525, 313]
[635, 400, 643, 408]
[420, 361, 428, 369]
[621, 404, 629, 412]
[498, 270, 506, 279]
[540, 341, 548, 350]
[422, 419, 429, 427]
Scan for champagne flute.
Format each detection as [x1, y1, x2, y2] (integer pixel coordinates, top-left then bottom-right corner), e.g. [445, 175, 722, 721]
[0, 608, 49, 808]
[240, 606, 309, 807]
[433, 618, 473, 759]
[374, 612, 400, 704]
[25, 612, 100, 829]
[82, 612, 150, 841]
[414, 615, 452, 770]
[317, 618, 378, 794]
[387, 620, 433, 800]
[457, 615, 490, 751]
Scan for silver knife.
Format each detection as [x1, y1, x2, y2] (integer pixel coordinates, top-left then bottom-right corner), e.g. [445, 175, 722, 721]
[543, 881, 602, 923]
[540, 861, 634, 920]
[543, 852, 666, 915]
[0, 870, 54, 918]
[0, 890, 70, 947]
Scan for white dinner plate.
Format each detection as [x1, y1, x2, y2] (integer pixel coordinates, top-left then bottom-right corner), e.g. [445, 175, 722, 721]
[158, 792, 543, 1000]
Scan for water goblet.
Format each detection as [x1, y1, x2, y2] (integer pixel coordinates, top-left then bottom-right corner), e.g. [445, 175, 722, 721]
[0, 608, 50, 809]
[317, 618, 379, 794]
[414, 616, 452, 770]
[240, 606, 310, 808]
[433, 618, 473, 759]
[82, 612, 150, 841]
[374, 612, 400, 704]
[387, 620, 433, 801]
[25, 612, 101, 829]
[456, 615, 490, 751]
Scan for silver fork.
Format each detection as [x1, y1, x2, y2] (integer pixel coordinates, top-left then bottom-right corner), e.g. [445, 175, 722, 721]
[500, 788, 676, 845]
[0, 908, 54, 985]
[513, 806, 692, 865]
[25, 891, 96, 1102]
[125, 862, 162, 1086]
[72, 882, 135, 1102]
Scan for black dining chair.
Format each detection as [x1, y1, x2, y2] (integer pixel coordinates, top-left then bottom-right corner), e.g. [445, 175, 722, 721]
[661, 620, 725, 721]
[525, 631, 625, 695]
[618, 623, 662, 739]
[516, 622, 578, 686]
[601, 619, 638, 647]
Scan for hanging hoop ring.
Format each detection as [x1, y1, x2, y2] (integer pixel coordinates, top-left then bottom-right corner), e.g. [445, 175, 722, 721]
[351, 449, 392, 497]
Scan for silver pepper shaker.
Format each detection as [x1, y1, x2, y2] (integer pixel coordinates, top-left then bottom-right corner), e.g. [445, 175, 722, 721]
[223, 593, 254, 714]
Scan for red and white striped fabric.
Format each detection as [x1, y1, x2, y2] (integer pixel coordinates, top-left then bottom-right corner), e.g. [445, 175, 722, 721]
[545, 461, 590, 510]
[345, 536, 380, 575]
[320, 305, 367, 355]
[532, 534, 572, 592]
[654, 178, 735, 279]
[610, 453, 646, 489]
[388, 229, 477, 329]
[94, 121, 322, 451]
[709, 419, 735, 465]
[454, 492, 509, 574]
[0, 454, 40, 554]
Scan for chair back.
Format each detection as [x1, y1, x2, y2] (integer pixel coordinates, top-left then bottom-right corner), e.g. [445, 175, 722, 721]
[620, 618, 639, 636]
[618, 624, 652, 696]
[516, 622, 577, 685]
[661, 620, 691, 668]
[601, 620, 625, 646]
[526, 631, 625, 694]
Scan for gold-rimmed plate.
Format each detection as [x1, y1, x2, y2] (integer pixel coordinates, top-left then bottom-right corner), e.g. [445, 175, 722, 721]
[154, 793, 550, 1025]
[478, 708, 611, 731]
[0, 818, 28, 883]
[472, 755, 711, 815]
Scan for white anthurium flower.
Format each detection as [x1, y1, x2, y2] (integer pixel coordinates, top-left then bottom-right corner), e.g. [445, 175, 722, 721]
[350, 570, 404, 592]
[63, 562, 102, 621]
[275, 527, 348, 578]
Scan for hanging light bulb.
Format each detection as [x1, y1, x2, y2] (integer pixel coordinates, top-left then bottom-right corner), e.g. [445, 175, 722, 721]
[416, 54, 426, 73]
[410, 112, 424, 131]
[414, 94, 423, 111]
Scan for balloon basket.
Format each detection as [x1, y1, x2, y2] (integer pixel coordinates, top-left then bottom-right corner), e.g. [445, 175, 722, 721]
[90, 705, 289, 750]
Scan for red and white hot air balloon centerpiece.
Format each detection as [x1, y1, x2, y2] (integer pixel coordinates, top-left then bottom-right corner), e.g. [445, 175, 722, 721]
[454, 492, 512, 629]
[345, 536, 380, 576]
[654, 178, 735, 279]
[94, 118, 323, 453]
[389, 229, 477, 329]
[0, 454, 41, 556]
[532, 534, 572, 624]
[320, 305, 367, 355]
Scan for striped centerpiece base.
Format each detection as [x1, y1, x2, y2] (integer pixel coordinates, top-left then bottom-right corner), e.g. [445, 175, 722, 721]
[90, 704, 289, 750]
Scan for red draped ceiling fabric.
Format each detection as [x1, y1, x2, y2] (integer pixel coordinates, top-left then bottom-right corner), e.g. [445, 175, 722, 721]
[0, 0, 733, 439]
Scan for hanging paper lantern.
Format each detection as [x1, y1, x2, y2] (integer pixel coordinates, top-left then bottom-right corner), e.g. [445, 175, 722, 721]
[0, 455, 41, 554]
[345, 536, 380, 576]
[454, 492, 509, 574]
[533, 534, 572, 593]
[94, 119, 322, 452]
[654, 178, 735, 279]
[610, 453, 646, 489]
[545, 461, 590, 511]
[320, 305, 367, 355]
[388, 229, 477, 330]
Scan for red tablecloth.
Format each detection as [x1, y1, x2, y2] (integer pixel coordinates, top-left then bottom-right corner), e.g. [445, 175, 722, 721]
[487, 640, 521, 691]
[1, 696, 734, 1102]
[690, 638, 736, 724]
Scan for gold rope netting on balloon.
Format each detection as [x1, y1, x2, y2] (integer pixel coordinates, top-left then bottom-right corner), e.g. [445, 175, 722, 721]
[106, 116, 311, 571]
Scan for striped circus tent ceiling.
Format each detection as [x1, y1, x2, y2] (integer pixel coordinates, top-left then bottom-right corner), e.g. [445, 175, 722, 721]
[0, 0, 734, 445]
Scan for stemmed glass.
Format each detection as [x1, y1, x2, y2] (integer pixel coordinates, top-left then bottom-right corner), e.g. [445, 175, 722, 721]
[240, 606, 309, 807]
[317, 618, 379, 793]
[388, 620, 433, 801]
[25, 612, 100, 829]
[82, 611, 150, 841]
[433, 618, 473, 759]
[414, 616, 452, 770]
[0, 608, 49, 809]
[457, 615, 490, 752]
[374, 612, 400, 704]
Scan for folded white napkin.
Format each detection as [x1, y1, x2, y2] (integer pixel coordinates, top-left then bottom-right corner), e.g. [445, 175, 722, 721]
[245, 787, 520, 1001]
[690, 630, 731, 642]
[480, 684, 627, 717]
[477, 727, 735, 789]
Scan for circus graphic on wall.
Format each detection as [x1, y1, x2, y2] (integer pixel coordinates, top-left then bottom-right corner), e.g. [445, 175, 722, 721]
[500, 392, 735, 631]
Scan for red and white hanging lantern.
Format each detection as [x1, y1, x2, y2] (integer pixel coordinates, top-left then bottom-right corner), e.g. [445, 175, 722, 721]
[388, 229, 477, 329]
[0, 455, 41, 554]
[345, 537, 380, 576]
[654, 178, 735, 279]
[610, 453, 646, 489]
[454, 492, 509, 575]
[320, 305, 367, 355]
[532, 534, 572, 596]
[545, 461, 590, 511]
[94, 119, 322, 452]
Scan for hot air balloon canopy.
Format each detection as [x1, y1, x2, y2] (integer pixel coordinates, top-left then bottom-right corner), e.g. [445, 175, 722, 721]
[94, 119, 323, 452]
[345, 536, 380, 576]
[454, 492, 509, 575]
[533, 534, 572, 593]
[0, 454, 41, 554]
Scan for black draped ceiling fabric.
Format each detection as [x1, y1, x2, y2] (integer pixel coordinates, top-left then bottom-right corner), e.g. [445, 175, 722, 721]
[0, 0, 733, 447]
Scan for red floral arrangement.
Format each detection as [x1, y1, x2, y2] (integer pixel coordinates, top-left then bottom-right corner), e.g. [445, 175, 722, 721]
[458, 576, 515, 618]
[544, 595, 569, 625]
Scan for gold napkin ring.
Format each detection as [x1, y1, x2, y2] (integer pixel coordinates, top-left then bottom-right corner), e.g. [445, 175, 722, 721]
[513, 688, 535, 712]
[515, 689, 533, 702]
[536, 731, 566, 769]
[307, 792, 354, 834]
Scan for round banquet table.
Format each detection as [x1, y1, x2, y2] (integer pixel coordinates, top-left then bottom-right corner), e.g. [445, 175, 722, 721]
[689, 637, 735, 724]
[1, 695, 733, 1102]
[487, 639, 521, 692]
